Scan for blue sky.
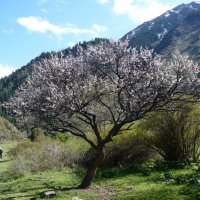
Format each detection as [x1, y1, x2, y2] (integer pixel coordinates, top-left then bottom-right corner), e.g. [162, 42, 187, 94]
[0, 0, 195, 78]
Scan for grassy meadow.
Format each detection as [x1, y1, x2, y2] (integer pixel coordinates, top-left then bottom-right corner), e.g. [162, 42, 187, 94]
[0, 142, 199, 200]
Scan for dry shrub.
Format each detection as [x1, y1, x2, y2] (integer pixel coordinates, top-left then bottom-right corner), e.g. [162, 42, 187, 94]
[9, 138, 90, 175]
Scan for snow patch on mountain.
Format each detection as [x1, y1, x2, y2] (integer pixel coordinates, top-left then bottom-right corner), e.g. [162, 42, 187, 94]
[157, 28, 168, 40]
[165, 13, 170, 17]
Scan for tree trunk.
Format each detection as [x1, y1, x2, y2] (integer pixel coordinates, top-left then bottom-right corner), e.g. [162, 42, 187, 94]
[78, 145, 105, 189]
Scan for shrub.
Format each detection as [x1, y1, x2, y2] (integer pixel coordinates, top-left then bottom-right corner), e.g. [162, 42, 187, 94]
[29, 127, 46, 142]
[139, 158, 161, 176]
[103, 125, 155, 166]
[9, 137, 90, 175]
[175, 173, 200, 185]
[54, 132, 72, 143]
[137, 103, 200, 161]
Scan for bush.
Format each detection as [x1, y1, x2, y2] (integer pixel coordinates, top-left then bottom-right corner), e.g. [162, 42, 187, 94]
[175, 173, 200, 185]
[29, 127, 46, 142]
[103, 125, 155, 166]
[137, 103, 200, 161]
[54, 132, 72, 143]
[9, 126, 156, 176]
[9, 137, 90, 175]
[139, 158, 161, 176]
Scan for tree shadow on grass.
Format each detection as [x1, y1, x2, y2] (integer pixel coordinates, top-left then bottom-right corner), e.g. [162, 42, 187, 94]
[2, 185, 77, 200]
[0, 170, 21, 182]
[73, 165, 153, 187]
[74, 166, 137, 181]
[181, 184, 200, 200]
[0, 159, 10, 163]
[0, 168, 80, 199]
[94, 166, 141, 181]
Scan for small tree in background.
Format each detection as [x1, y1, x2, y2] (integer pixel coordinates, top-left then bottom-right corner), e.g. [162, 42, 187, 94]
[7, 40, 200, 188]
[138, 104, 200, 161]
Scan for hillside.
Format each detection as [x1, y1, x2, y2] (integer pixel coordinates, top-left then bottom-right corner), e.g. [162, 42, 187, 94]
[0, 51, 55, 119]
[0, 116, 25, 142]
[154, 10, 200, 60]
[0, 51, 57, 104]
[121, 1, 200, 56]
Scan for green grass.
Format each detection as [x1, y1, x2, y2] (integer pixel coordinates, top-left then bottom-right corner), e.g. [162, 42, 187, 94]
[0, 142, 199, 200]
[0, 141, 18, 173]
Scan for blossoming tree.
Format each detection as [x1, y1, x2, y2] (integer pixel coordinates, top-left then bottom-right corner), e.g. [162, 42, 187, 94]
[8, 40, 200, 188]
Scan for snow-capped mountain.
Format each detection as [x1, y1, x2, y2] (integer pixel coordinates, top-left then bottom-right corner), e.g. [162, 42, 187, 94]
[154, 9, 200, 60]
[121, 1, 200, 52]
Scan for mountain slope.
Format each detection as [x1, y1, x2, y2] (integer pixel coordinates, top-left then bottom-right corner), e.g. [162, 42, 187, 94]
[0, 51, 56, 119]
[154, 10, 200, 60]
[0, 52, 56, 104]
[0, 116, 25, 142]
[121, 1, 200, 52]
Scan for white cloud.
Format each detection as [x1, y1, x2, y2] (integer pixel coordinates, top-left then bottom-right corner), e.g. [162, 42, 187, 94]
[17, 16, 107, 37]
[113, 0, 172, 23]
[0, 64, 17, 78]
[97, 0, 109, 4]
[17, 16, 62, 35]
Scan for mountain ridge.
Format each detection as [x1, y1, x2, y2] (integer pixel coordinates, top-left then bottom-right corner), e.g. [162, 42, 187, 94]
[121, 1, 200, 51]
[154, 10, 200, 60]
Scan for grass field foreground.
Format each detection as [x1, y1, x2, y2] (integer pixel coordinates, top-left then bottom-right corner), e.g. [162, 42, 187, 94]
[0, 142, 199, 200]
